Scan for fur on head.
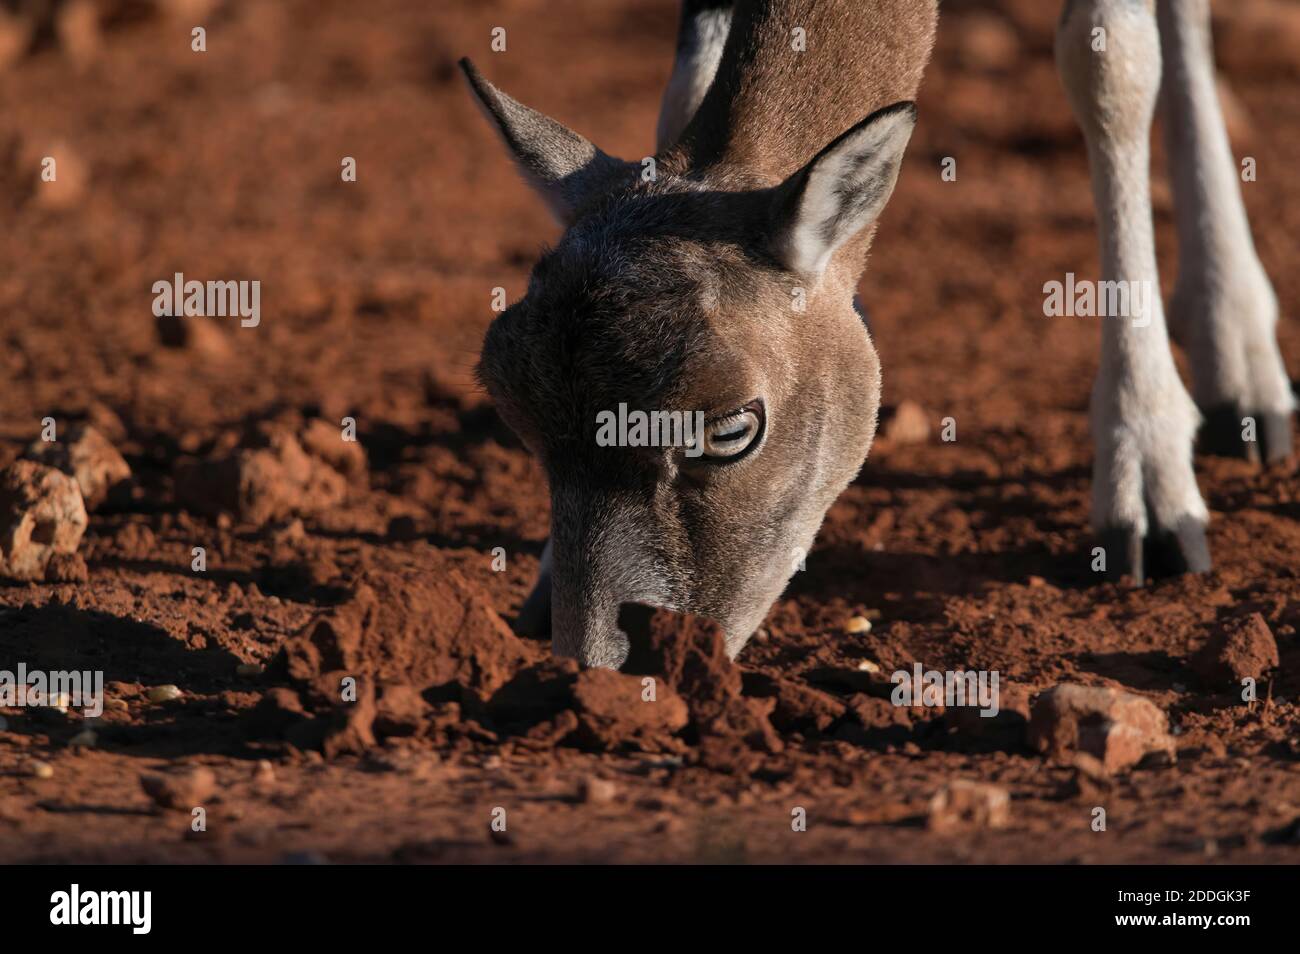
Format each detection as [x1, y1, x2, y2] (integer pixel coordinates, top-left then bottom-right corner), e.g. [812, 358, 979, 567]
[462, 44, 917, 667]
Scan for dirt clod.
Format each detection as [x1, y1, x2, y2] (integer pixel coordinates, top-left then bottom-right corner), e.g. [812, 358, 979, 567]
[927, 780, 1011, 831]
[173, 423, 351, 526]
[1028, 684, 1174, 775]
[882, 400, 931, 444]
[140, 766, 216, 811]
[0, 460, 88, 582]
[25, 423, 131, 511]
[1190, 613, 1279, 687]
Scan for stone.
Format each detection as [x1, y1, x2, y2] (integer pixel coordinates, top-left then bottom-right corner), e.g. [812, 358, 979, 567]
[0, 461, 88, 582]
[25, 423, 131, 511]
[1028, 684, 1174, 775]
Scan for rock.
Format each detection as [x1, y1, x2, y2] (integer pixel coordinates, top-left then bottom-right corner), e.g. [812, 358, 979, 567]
[45, 552, 88, 583]
[579, 776, 618, 805]
[321, 680, 377, 758]
[84, 402, 127, 444]
[173, 424, 347, 525]
[571, 668, 689, 750]
[28, 139, 89, 211]
[1190, 613, 1279, 687]
[140, 766, 216, 811]
[743, 672, 846, 734]
[927, 779, 1010, 831]
[844, 615, 872, 634]
[275, 554, 538, 701]
[622, 606, 783, 756]
[0, 461, 88, 581]
[487, 659, 582, 727]
[155, 313, 234, 358]
[25, 423, 131, 511]
[882, 400, 930, 444]
[298, 418, 368, 485]
[374, 683, 430, 737]
[1068, 752, 1112, 792]
[242, 688, 309, 739]
[1028, 684, 1174, 775]
[146, 684, 183, 703]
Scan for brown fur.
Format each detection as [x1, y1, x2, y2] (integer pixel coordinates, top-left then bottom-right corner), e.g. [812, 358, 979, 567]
[465, 0, 938, 667]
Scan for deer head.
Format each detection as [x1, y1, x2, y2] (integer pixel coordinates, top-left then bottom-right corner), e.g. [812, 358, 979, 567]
[461, 39, 918, 667]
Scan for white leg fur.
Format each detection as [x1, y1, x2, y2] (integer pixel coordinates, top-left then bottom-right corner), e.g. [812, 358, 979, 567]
[1056, 0, 1210, 579]
[1158, 0, 1295, 460]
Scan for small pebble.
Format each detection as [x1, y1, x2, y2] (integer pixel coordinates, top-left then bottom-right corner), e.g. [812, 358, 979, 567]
[30, 760, 54, 779]
[845, 616, 872, 634]
[147, 684, 183, 703]
[856, 659, 881, 674]
[580, 776, 618, 805]
[69, 729, 97, 748]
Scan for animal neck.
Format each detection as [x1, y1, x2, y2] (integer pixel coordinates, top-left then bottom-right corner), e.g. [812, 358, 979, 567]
[671, 0, 938, 182]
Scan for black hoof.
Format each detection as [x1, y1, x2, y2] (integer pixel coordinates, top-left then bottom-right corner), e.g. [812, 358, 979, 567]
[1095, 516, 1211, 585]
[1096, 525, 1145, 584]
[1198, 404, 1258, 462]
[1258, 409, 1294, 464]
[1198, 404, 1294, 464]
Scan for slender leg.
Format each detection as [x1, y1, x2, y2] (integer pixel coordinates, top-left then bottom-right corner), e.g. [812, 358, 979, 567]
[1158, 0, 1295, 462]
[1057, 0, 1211, 582]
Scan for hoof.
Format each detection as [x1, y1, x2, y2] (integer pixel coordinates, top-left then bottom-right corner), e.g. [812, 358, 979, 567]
[1095, 516, 1211, 585]
[1199, 404, 1294, 464]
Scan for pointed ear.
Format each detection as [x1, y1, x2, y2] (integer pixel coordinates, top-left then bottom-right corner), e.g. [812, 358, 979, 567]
[459, 58, 633, 224]
[769, 102, 917, 280]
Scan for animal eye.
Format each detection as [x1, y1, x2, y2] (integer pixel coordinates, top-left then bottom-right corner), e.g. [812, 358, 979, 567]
[702, 402, 764, 461]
